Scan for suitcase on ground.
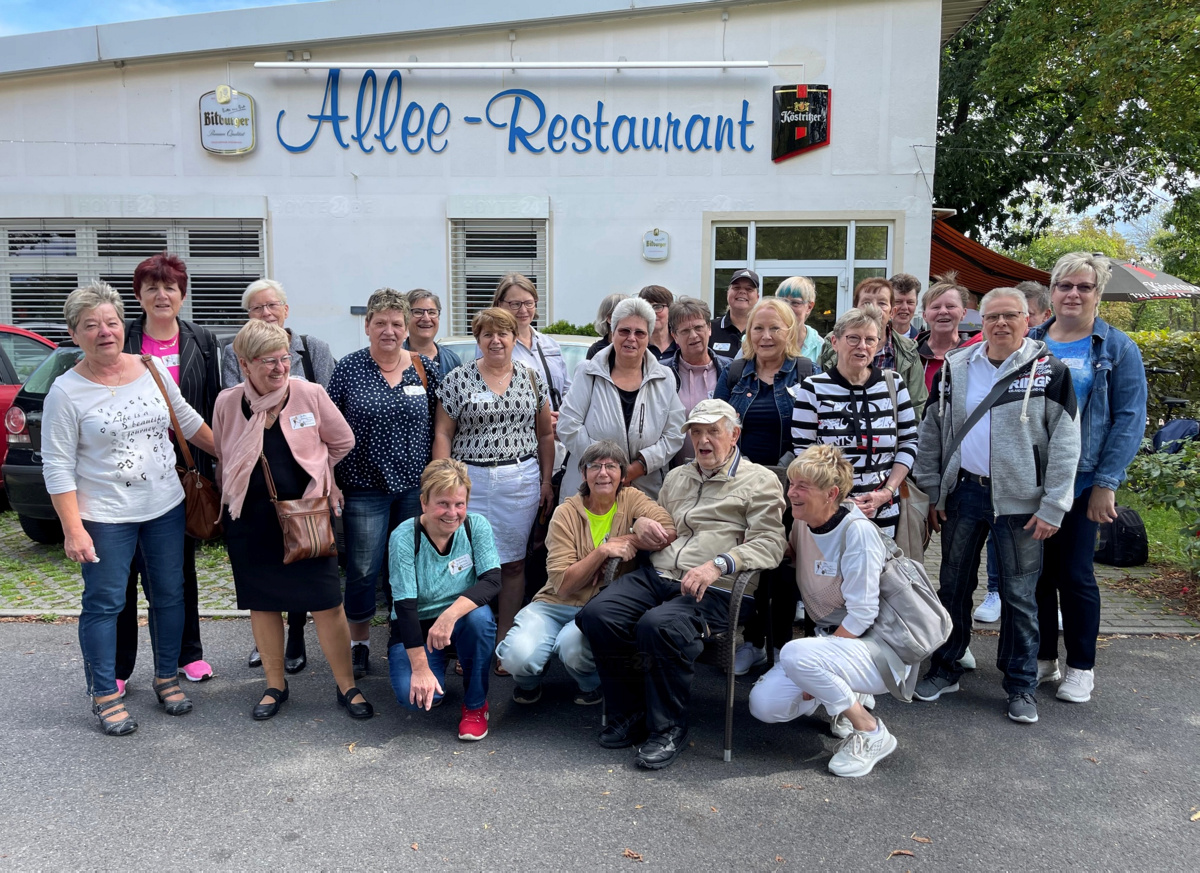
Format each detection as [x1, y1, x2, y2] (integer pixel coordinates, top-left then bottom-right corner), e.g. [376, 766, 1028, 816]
[1095, 506, 1149, 567]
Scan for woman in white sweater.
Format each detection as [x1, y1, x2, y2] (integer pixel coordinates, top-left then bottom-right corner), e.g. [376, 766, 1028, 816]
[557, 297, 685, 502]
[748, 445, 907, 778]
[41, 282, 215, 736]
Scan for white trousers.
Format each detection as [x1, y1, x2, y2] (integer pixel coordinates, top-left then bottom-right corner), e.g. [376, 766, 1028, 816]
[749, 633, 908, 723]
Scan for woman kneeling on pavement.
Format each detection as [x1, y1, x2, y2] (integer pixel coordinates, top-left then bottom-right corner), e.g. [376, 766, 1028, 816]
[42, 282, 216, 735]
[213, 320, 372, 721]
[749, 445, 908, 778]
[387, 460, 500, 741]
[495, 441, 676, 705]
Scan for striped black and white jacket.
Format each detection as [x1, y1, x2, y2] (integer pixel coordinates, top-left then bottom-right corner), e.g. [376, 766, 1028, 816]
[790, 366, 919, 504]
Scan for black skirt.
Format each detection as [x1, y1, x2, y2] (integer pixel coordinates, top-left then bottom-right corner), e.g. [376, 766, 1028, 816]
[225, 407, 341, 612]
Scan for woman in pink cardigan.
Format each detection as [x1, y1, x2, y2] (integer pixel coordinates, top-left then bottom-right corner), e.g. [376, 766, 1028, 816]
[213, 320, 372, 721]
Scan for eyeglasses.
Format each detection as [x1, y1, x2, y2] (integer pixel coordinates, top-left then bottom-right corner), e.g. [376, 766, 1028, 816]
[649, 303, 668, 313]
[504, 300, 537, 312]
[585, 462, 621, 473]
[1055, 282, 1097, 293]
[982, 311, 1026, 324]
[249, 302, 284, 315]
[616, 327, 648, 340]
[410, 308, 440, 317]
[839, 334, 879, 347]
[674, 324, 708, 337]
[253, 356, 291, 368]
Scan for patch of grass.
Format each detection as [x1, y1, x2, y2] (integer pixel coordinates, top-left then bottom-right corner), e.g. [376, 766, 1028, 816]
[1118, 488, 1194, 568]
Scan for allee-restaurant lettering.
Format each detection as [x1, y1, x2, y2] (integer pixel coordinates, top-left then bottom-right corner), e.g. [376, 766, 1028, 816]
[276, 69, 754, 156]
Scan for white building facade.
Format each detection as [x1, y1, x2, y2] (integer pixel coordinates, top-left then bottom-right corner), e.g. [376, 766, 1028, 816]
[0, 0, 986, 354]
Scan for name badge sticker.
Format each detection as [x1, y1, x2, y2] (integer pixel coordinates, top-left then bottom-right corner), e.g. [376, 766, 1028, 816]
[712, 342, 731, 352]
[448, 554, 474, 575]
[289, 412, 317, 429]
[403, 384, 427, 396]
[160, 354, 180, 368]
[471, 391, 496, 404]
[814, 559, 838, 577]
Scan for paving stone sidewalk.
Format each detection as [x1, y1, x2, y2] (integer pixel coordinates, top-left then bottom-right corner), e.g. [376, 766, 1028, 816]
[1, 510, 1195, 634]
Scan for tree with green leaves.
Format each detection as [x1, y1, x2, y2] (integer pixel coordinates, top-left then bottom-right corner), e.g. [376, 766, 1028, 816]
[937, 0, 1200, 247]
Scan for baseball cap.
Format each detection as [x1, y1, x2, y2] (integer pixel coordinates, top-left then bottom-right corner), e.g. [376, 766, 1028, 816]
[729, 269, 761, 288]
[683, 398, 741, 429]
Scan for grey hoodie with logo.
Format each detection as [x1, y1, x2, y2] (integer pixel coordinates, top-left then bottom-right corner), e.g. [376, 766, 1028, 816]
[914, 337, 1080, 527]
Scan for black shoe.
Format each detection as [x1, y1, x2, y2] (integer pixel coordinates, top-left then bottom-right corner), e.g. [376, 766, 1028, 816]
[351, 645, 370, 679]
[285, 629, 307, 674]
[598, 712, 647, 749]
[636, 725, 689, 770]
[337, 685, 374, 720]
[513, 684, 542, 705]
[253, 684, 289, 720]
[574, 687, 603, 706]
[248, 646, 262, 669]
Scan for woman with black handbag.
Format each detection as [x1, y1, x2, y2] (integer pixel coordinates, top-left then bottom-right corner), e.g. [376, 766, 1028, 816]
[213, 320, 372, 721]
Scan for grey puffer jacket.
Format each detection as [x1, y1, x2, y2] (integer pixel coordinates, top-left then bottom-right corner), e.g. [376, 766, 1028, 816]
[557, 346, 686, 502]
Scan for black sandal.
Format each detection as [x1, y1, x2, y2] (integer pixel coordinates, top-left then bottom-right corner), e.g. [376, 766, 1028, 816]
[252, 684, 289, 720]
[153, 679, 194, 716]
[93, 698, 138, 736]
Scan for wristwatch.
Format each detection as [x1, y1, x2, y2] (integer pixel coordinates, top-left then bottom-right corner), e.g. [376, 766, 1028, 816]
[713, 555, 731, 575]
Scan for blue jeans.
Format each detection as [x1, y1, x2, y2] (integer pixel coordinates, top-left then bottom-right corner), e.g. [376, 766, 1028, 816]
[929, 479, 1043, 695]
[79, 502, 186, 697]
[1037, 487, 1101, 670]
[495, 600, 599, 692]
[388, 605, 495, 710]
[342, 487, 421, 623]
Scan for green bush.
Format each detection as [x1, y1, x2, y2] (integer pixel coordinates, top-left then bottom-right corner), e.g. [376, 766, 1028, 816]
[1128, 330, 1200, 426]
[542, 320, 599, 337]
[1125, 438, 1200, 579]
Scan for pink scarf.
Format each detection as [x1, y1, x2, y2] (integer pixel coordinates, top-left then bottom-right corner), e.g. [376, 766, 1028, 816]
[221, 377, 290, 520]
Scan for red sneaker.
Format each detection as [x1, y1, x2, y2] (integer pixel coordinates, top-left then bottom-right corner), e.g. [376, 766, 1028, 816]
[458, 701, 489, 741]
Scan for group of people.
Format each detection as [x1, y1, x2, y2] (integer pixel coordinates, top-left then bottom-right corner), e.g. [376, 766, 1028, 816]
[44, 250, 1146, 780]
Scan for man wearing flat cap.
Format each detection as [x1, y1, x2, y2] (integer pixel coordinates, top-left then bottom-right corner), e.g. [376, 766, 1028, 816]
[577, 399, 787, 769]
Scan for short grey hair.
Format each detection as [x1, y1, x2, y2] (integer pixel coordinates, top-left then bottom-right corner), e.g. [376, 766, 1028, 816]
[406, 288, 442, 312]
[242, 278, 287, 310]
[775, 276, 816, 305]
[365, 287, 411, 323]
[668, 297, 712, 333]
[1050, 252, 1112, 296]
[576, 440, 630, 497]
[593, 293, 628, 336]
[64, 281, 124, 331]
[980, 287, 1029, 317]
[232, 319, 290, 362]
[609, 297, 656, 335]
[831, 305, 884, 338]
[1016, 280, 1051, 316]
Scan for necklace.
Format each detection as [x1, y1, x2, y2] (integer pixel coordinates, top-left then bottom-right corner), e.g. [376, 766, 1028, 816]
[372, 352, 404, 375]
[86, 357, 125, 396]
[479, 363, 513, 389]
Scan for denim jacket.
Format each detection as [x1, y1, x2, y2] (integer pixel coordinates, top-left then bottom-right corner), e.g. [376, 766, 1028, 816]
[714, 355, 813, 456]
[1028, 317, 1146, 491]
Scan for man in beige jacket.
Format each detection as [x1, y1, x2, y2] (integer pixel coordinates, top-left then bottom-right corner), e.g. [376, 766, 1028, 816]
[577, 399, 787, 770]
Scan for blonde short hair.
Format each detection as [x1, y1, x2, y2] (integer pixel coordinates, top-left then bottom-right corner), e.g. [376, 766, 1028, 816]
[420, 459, 472, 505]
[233, 319, 290, 362]
[365, 288, 410, 324]
[64, 281, 125, 331]
[775, 276, 816, 305]
[471, 307, 519, 340]
[741, 297, 802, 360]
[787, 445, 855, 502]
[242, 278, 287, 310]
[1050, 252, 1112, 315]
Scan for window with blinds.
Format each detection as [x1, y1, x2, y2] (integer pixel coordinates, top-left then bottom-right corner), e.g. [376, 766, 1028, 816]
[448, 219, 548, 335]
[0, 219, 266, 343]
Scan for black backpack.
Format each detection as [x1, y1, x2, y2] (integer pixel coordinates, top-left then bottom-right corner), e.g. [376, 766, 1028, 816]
[1094, 506, 1149, 567]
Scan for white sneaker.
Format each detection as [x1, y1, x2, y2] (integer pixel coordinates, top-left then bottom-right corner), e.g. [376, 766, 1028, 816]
[733, 642, 767, 676]
[828, 719, 897, 778]
[1056, 667, 1094, 703]
[973, 591, 1001, 623]
[795, 601, 806, 622]
[828, 693, 875, 738]
[956, 646, 977, 671]
[1037, 659, 1061, 684]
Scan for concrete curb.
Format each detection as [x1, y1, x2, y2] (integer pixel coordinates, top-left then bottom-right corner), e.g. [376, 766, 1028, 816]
[0, 608, 250, 618]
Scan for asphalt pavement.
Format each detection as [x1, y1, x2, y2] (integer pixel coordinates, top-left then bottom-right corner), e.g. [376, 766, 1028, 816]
[1, 619, 1198, 870]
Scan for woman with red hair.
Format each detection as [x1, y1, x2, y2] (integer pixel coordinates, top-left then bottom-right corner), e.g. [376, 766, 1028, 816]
[114, 252, 223, 690]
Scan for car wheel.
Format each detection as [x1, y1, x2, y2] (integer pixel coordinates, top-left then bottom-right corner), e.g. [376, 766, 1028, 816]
[18, 514, 64, 545]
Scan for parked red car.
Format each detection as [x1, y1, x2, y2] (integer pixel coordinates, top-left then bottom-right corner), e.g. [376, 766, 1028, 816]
[0, 324, 56, 480]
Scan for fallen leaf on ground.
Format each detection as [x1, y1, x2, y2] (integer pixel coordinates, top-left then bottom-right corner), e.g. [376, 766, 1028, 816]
[886, 850, 915, 860]
[780, 783, 804, 790]
[1085, 757, 1099, 764]
[344, 742, 356, 754]
[710, 806, 718, 812]
[775, 856, 785, 863]
[1190, 810, 1200, 822]
[622, 849, 644, 862]
[601, 791, 611, 795]
[910, 834, 932, 844]
[410, 843, 419, 851]
[634, 805, 643, 809]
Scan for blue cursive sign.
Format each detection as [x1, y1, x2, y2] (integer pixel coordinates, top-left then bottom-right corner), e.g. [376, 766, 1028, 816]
[276, 70, 754, 155]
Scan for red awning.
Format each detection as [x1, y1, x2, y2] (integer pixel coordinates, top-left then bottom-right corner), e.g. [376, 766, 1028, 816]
[929, 219, 1050, 293]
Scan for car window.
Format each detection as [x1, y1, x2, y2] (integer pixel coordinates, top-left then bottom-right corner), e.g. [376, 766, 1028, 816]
[438, 338, 590, 376]
[21, 347, 83, 396]
[0, 334, 54, 384]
